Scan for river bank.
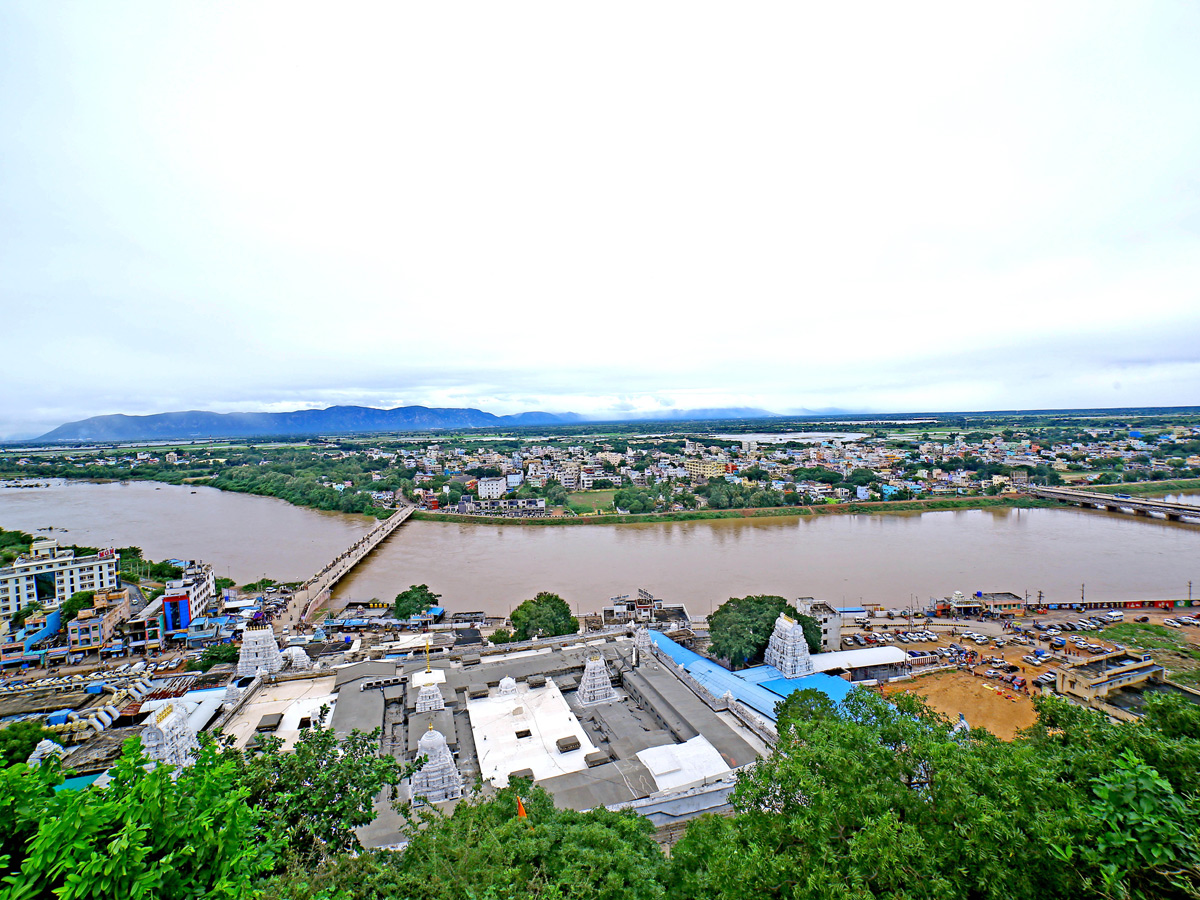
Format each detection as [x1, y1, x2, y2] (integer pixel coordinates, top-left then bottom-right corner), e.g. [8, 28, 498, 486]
[412, 495, 1062, 526]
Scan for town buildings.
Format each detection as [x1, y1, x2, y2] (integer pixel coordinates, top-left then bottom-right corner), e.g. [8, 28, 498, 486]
[161, 562, 217, 638]
[66, 588, 132, 654]
[0, 540, 120, 626]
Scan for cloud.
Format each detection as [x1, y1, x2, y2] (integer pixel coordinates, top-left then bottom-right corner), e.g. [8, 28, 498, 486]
[1, 3, 1199, 438]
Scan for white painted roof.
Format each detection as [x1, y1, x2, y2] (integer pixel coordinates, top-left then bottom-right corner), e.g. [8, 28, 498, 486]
[811, 646, 908, 672]
[636, 735, 730, 793]
[467, 681, 597, 788]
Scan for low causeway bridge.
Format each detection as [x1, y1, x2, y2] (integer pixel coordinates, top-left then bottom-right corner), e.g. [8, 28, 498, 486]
[1029, 487, 1200, 523]
[283, 505, 415, 627]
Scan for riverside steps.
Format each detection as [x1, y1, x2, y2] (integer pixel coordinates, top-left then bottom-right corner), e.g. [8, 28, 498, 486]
[281, 505, 414, 628]
[1030, 487, 1200, 523]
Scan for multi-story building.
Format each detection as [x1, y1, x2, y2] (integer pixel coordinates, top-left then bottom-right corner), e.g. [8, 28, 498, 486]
[126, 598, 166, 654]
[0, 540, 120, 625]
[67, 588, 132, 654]
[795, 598, 843, 651]
[684, 459, 726, 480]
[478, 477, 507, 500]
[162, 562, 217, 638]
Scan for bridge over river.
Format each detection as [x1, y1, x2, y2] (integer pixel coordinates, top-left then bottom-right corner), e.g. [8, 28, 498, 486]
[1030, 487, 1200, 523]
[275, 505, 414, 630]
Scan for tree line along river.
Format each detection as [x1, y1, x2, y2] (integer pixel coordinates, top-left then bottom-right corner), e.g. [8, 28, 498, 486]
[1, 478, 1198, 618]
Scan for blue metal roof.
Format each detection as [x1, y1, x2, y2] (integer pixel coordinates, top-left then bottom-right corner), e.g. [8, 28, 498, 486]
[760, 672, 854, 707]
[648, 632, 860, 721]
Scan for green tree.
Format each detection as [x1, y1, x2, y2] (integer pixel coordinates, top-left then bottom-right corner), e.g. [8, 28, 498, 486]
[489, 627, 515, 645]
[1, 739, 267, 898]
[707, 595, 817, 668]
[187, 642, 241, 672]
[510, 592, 577, 641]
[0, 721, 62, 768]
[58, 590, 96, 624]
[228, 705, 415, 867]
[388, 781, 668, 900]
[667, 689, 1094, 900]
[9, 601, 42, 629]
[393, 584, 441, 620]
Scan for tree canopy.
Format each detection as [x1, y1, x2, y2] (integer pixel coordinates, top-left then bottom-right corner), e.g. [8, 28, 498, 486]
[393, 584, 441, 620]
[667, 688, 1200, 900]
[509, 592, 577, 641]
[707, 595, 818, 668]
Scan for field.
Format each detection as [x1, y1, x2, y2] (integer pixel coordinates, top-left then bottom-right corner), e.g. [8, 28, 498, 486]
[882, 670, 1040, 740]
[1102, 621, 1200, 684]
[566, 490, 616, 512]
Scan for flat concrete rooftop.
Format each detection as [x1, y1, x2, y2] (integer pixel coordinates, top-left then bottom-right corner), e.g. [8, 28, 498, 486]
[221, 675, 337, 750]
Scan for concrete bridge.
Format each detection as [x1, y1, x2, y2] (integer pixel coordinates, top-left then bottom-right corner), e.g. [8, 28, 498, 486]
[1029, 487, 1200, 523]
[280, 505, 415, 629]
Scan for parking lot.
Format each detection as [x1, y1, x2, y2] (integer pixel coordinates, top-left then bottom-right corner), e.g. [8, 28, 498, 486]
[851, 610, 1154, 739]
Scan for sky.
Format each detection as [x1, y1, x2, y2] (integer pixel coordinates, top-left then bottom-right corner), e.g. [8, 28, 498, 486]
[2, 3, 1199, 439]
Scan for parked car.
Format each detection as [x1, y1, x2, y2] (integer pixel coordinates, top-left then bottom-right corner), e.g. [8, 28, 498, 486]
[1164, 619, 1181, 627]
[984, 669, 1002, 678]
[1135, 616, 1150, 623]
[1022, 655, 1042, 665]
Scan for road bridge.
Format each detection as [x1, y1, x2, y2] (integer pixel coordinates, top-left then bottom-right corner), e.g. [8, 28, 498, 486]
[1029, 487, 1200, 523]
[277, 505, 415, 629]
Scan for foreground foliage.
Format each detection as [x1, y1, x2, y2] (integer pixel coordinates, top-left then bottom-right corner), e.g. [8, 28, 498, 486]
[1, 740, 265, 899]
[5, 679, 1199, 899]
[258, 781, 667, 900]
[670, 689, 1200, 900]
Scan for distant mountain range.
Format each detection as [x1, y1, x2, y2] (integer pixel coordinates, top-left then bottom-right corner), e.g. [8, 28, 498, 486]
[34, 405, 781, 442]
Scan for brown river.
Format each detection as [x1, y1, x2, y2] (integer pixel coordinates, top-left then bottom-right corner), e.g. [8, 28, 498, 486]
[2, 479, 1198, 616]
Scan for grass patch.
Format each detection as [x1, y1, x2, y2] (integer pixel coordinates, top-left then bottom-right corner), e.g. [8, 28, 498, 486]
[1102, 623, 1189, 652]
[567, 490, 616, 512]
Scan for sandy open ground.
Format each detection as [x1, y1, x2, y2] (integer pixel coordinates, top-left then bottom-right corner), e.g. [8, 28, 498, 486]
[882, 670, 1042, 740]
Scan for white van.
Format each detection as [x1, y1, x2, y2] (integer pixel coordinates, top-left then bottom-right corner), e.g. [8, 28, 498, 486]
[853, 615, 870, 627]
[1104, 610, 1124, 622]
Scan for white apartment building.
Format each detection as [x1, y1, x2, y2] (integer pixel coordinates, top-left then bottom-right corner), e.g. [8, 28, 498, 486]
[0, 540, 121, 624]
[478, 477, 507, 500]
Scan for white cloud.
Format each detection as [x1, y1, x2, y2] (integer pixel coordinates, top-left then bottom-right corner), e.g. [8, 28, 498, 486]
[1, 2, 1199, 438]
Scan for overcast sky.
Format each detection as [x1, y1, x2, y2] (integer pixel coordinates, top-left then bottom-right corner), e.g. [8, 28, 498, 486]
[2, 3, 1199, 439]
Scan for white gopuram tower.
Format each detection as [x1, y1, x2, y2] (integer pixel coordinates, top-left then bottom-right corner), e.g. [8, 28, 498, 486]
[282, 646, 312, 670]
[142, 703, 200, 769]
[634, 626, 652, 653]
[410, 724, 462, 803]
[577, 656, 617, 705]
[416, 682, 445, 712]
[26, 739, 66, 767]
[222, 683, 243, 711]
[237, 625, 283, 678]
[764, 613, 815, 678]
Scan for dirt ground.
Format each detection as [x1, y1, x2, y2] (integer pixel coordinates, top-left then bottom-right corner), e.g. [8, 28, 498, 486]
[882, 669, 1043, 740]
